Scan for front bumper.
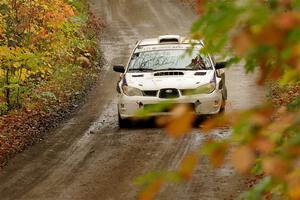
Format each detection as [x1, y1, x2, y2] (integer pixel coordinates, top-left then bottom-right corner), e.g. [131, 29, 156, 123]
[118, 90, 223, 119]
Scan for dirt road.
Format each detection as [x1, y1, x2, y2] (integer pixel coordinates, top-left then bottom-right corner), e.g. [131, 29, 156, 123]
[0, 1, 264, 199]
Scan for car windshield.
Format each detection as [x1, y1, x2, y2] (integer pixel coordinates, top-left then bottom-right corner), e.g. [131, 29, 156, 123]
[128, 49, 213, 72]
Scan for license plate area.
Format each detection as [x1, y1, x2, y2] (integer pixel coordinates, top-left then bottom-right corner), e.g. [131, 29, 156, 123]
[143, 103, 195, 113]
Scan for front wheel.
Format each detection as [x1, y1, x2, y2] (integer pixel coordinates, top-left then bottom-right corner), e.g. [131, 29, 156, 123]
[219, 98, 226, 114]
[220, 87, 227, 113]
[118, 110, 130, 128]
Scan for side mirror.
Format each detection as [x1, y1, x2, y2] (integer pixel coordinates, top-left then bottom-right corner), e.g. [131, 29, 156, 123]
[113, 65, 125, 73]
[215, 62, 227, 69]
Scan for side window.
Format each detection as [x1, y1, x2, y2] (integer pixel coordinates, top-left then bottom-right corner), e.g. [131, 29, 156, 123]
[202, 56, 213, 70]
[210, 55, 222, 77]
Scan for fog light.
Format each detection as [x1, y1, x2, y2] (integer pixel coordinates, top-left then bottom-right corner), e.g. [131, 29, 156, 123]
[195, 100, 201, 106]
[120, 104, 126, 111]
[194, 100, 201, 112]
[137, 101, 144, 108]
[213, 100, 220, 107]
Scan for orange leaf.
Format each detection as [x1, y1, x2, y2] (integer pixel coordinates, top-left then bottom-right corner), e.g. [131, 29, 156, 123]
[209, 143, 228, 168]
[274, 11, 300, 31]
[195, 0, 207, 14]
[288, 171, 300, 200]
[262, 157, 289, 179]
[179, 153, 199, 180]
[251, 136, 274, 155]
[230, 145, 255, 173]
[165, 105, 195, 138]
[138, 179, 165, 200]
[201, 112, 237, 132]
[256, 23, 284, 47]
[257, 59, 269, 85]
[278, 0, 293, 8]
[232, 31, 253, 56]
[269, 67, 283, 82]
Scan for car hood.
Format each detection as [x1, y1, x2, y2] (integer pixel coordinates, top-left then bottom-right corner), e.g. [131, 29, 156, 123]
[125, 70, 215, 90]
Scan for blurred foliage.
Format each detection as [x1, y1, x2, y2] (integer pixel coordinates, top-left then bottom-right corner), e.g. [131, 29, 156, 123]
[192, 0, 300, 85]
[137, 0, 300, 199]
[0, 0, 102, 114]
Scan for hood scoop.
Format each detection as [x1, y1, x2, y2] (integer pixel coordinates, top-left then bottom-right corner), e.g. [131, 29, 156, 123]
[194, 72, 207, 76]
[154, 71, 184, 76]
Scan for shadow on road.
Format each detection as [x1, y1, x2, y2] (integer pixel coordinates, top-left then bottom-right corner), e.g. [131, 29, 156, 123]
[121, 115, 210, 130]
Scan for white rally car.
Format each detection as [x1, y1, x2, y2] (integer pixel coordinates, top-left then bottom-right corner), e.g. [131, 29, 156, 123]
[113, 35, 227, 127]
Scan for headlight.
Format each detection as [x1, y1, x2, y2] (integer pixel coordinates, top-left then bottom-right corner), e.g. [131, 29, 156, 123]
[122, 85, 143, 96]
[185, 82, 216, 95]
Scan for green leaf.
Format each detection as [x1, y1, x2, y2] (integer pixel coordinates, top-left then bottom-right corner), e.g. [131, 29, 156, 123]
[136, 100, 174, 117]
[134, 171, 181, 187]
[238, 176, 272, 200]
[287, 97, 300, 111]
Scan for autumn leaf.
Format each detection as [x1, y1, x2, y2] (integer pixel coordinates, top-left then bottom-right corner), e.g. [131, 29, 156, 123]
[201, 115, 229, 132]
[209, 142, 228, 168]
[165, 104, 195, 138]
[288, 170, 300, 200]
[138, 178, 165, 200]
[232, 30, 253, 56]
[195, 0, 207, 14]
[256, 23, 284, 47]
[291, 43, 300, 75]
[262, 157, 289, 179]
[251, 136, 274, 155]
[249, 112, 271, 127]
[230, 145, 256, 174]
[274, 11, 300, 31]
[278, 0, 293, 8]
[178, 153, 199, 180]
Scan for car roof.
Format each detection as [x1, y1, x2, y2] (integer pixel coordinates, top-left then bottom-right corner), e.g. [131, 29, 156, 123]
[137, 35, 204, 47]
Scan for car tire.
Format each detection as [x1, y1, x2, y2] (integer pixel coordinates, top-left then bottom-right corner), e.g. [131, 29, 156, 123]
[118, 110, 130, 128]
[220, 101, 226, 113]
[223, 86, 228, 100]
[219, 87, 227, 113]
[219, 96, 226, 114]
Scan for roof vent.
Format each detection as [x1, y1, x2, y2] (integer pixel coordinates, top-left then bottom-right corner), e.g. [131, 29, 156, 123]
[158, 35, 180, 44]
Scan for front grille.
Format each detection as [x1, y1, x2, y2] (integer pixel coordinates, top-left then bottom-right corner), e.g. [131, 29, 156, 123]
[159, 88, 180, 99]
[143, 90, 158, 97]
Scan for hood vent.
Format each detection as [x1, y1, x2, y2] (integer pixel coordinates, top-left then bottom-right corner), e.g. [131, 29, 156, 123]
[194, 72, 207, 76]
[154, 71, 184, 76]
[132, 74, 144, 77]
